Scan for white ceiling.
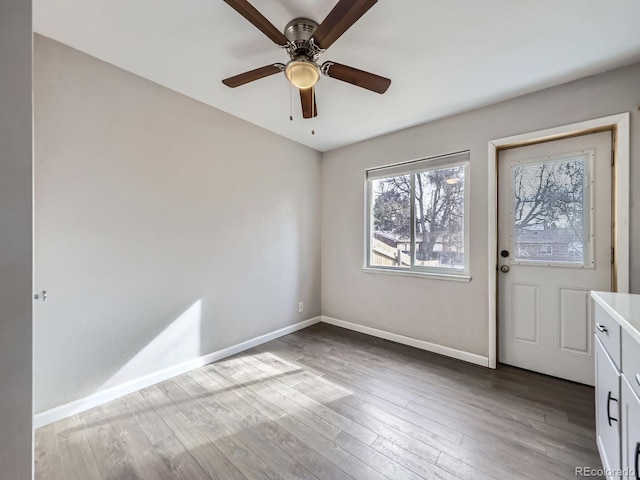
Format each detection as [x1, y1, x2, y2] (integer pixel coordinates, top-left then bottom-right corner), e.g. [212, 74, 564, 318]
[34, 0, 640, 152]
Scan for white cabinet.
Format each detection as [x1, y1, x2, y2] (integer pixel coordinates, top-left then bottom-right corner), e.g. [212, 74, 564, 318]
[592, 292, 640, 480]
[621, 376, 640, 480]
[595, 336, 621, 479]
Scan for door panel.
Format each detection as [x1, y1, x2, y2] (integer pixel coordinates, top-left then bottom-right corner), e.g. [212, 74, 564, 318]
[559, 288, 590, 354]
[512, 283, 539, 343]
[498, 131, 612, 385]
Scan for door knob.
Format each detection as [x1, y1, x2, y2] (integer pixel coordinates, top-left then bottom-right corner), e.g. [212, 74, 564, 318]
[33, 290, 47, 302]
[500, 265, 510, 273]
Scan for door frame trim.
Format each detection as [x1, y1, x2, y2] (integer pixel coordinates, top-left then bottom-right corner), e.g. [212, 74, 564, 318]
[487, 112, 630, 369]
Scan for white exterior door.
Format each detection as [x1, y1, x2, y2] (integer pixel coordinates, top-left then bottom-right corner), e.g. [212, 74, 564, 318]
[498, 131, 612, 385]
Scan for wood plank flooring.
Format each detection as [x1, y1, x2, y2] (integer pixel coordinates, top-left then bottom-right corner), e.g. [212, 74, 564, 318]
[35, 324, 604, 479]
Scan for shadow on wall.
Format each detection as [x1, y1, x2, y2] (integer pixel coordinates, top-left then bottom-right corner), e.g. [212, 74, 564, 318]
[33, 293, 208, 414]
[97, 299, 203, 391]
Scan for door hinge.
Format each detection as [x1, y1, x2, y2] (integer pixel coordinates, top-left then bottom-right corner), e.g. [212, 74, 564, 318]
[611, 247, 615, 264]
[611, 147, 615, 166]
[611, 131, 616, 166]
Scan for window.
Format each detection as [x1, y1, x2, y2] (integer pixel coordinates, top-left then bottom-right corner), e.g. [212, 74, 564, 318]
[511, 153, 591, 265]
[366, 151, 470, 279]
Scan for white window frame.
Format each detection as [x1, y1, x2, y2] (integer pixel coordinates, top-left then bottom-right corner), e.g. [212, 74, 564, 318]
[364, 151, 471, 282]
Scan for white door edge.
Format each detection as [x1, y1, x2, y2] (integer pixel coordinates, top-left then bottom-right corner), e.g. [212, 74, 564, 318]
[487, 112, 630, 370]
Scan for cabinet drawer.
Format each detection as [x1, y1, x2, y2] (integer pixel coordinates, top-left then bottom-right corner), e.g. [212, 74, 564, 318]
[595, 303, 622, 369]
[622, 330, 640, 402]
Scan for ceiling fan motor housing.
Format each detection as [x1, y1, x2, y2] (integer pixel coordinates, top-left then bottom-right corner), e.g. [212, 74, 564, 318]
[284, 18, 321, 61]
[284, 18, 318, 42]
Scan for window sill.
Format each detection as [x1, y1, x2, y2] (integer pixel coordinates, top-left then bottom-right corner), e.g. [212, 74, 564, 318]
[362, 267, 472, 283]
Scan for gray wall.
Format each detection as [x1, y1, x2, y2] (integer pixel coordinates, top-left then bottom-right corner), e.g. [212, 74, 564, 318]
[34, 36, 321, 413]
[0, 0, 33, 478]
[322, 62, 639, 358]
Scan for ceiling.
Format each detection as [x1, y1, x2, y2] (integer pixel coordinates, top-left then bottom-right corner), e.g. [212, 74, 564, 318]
[34, 0, 640, 152]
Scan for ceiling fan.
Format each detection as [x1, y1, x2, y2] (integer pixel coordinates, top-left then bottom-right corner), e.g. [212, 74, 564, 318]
[221, 0, 391, 119]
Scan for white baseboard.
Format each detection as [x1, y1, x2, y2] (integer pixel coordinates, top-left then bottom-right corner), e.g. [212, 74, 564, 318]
[321, 315, 489, 367]
[35, 314, 488, 428]
[34, 316, 321, 429]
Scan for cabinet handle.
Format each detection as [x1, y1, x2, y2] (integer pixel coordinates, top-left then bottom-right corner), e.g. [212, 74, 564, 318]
[606, 391, 618, 427]
[636, 373, 640, 387]
[595, 323, 608, 333]
[635, 442, 639, 480]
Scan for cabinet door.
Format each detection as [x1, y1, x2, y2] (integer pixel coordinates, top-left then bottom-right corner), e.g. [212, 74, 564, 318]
[621, 376, 640, 480]
[596, 336, 621, 479]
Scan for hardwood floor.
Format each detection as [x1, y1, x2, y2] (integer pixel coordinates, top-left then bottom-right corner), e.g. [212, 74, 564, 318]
[35, 324, 604, 479]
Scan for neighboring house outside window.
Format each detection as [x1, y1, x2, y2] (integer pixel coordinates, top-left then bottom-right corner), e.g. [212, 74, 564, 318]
[365, 151, 470, 280]
[514, 228, 582, 262]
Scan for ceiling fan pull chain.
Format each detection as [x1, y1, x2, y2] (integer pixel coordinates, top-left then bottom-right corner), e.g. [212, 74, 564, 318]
[289, 80, 293, 121]
[311, 87, 316, 135]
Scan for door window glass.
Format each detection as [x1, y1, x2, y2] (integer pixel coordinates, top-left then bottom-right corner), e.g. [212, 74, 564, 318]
[511, 155, 590, 265]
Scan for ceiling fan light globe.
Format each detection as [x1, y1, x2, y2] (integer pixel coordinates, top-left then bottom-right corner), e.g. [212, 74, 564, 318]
[285, 60, 320, 89]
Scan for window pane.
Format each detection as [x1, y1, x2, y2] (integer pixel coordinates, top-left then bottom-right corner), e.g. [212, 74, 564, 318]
[414, 166, 465, 270]
[370, 175, 411, 267]
[512, 157, 586, 264]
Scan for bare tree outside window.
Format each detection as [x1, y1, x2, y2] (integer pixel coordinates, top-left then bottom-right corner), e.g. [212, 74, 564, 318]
[415, 166, 465, 269]
[512, 157, 586, 263]
[370, 175, 411, 267]
[369, 164, 466, 271]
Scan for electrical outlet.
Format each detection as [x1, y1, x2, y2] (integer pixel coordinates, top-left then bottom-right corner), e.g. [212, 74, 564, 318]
[298, 302, 304, 313]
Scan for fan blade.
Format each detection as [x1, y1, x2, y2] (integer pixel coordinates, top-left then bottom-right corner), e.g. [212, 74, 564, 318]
[322, 61, 390, 94]
[222, 64, 284, 88]
[312, 0, 377, 50]
[222, 0, 289, 46]
[300, 87, 318, 119]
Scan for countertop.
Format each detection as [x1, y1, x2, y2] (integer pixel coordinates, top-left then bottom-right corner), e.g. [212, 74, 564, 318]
[591, 291, 640, 344]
